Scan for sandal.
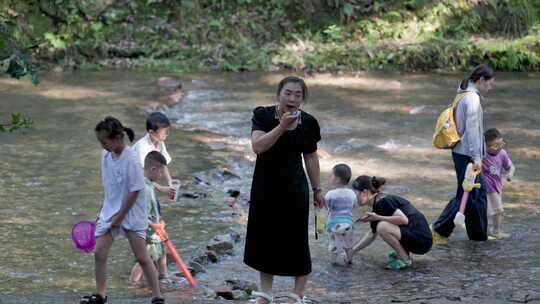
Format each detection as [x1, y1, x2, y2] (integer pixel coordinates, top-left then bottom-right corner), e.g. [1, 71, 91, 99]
[386, 251, 398, 262]
[80, 294, 107, 304]
[151, 297, 165, 304]
[386, 258, 412, 270]
[251, 291, 273, 304]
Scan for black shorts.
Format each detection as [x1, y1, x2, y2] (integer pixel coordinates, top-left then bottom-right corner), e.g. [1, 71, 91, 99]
[399, 214, 433, 255]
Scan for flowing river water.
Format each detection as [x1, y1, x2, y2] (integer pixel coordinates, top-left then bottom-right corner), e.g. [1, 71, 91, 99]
[1, 71, 539, 304]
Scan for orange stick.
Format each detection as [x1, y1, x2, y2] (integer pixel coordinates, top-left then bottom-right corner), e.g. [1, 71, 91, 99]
[164, 239, 196, 287]
[150, 220, 197, 287]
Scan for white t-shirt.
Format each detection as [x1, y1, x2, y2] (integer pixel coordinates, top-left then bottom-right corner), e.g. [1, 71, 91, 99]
[325, 188, 357, 219]
[132, 133, 172, 168]
[99, 146, 147, 231]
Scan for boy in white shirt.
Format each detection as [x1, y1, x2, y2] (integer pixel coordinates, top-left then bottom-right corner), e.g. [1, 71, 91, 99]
[133, 112, 178, 200]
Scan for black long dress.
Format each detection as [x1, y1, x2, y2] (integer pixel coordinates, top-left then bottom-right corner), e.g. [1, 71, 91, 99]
[243, 106, 321, 276]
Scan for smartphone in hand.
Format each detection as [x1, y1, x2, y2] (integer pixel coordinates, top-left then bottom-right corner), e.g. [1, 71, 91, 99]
[355, 213, 370, 222]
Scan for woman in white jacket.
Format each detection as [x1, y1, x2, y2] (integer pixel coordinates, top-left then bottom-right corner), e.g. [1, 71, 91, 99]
[432, 64, 495, 243]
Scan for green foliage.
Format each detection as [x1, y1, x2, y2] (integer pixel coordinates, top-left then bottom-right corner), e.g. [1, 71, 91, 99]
[495, 0, 539, 37]
[0, 113, 33, 132]
[44, 32, 66, 49]
[1, 0, 539, 73]
[323, 25, 345, 42]
[4, 55, 40, 85]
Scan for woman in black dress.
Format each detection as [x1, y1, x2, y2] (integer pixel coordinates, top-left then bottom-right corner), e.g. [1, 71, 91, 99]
[244, 76, 324, 304]
[351, 176, 432, 270]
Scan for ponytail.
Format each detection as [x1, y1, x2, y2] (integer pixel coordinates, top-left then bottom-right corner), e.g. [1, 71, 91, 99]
[95, 116, 135, 143]
[123, 127, 135, 142]
[459, 64, 494, 90]
[459, 75, 470, 91]
[352, 175, 387, 193]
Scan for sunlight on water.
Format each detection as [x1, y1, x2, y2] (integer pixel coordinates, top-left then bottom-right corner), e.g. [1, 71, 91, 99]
[1, 71, 539, 303]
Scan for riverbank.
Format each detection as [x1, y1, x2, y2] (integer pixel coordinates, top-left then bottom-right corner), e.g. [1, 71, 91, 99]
[2, 1, 540, 75]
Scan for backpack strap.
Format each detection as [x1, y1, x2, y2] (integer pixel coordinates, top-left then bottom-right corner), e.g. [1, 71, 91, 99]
[451, 92, 472, 108]
[450, 91, 475, 124]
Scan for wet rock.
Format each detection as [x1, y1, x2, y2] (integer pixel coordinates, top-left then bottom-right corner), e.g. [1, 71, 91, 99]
[193, 175, 210, 186]
[181, 192, 200, 199]
[219, 167, 241, 180]
[201, 287, 217, 299]
[230, 231, 241, 243]
[215, 287, 234, 300]
[207, 234, 234, 255]
[207, 250, 218, 263]
[191, 253, 210, 266]
[225, 279, 258, 294]
[227, 189, 240, 198]
[232, 290, 249, 300]
[188, 260, 206, 275]
[179, 191, 209, 199]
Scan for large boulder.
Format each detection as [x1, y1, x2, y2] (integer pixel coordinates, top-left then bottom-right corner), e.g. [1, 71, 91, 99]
[206, 234, 234, 255]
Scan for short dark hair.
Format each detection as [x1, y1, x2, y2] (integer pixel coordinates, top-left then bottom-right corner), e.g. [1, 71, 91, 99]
[333, 163, 352, 184]
[144, 151, 167, 169]
[485, 128, 502, 143]
[146, 112, 171, 131]
[277, 76, 308, 100]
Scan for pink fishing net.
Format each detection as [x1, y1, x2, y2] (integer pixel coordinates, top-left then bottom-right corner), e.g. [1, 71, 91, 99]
[71, 221, 96, 253]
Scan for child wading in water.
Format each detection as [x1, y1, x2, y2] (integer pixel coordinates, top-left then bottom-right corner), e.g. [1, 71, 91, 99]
[325, 164, 357, 265]
[81, 117, 164, 304]
[133, 112, 178, 199]
[130, 151, 170, 284]
[133, 112, 179, 282]
[482, 128, 515, 239]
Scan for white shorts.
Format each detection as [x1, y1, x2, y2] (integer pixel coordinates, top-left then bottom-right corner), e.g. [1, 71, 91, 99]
[95, 220, 146, 240]
[328, 223, 353, 253]
[487, 192, 504, 216]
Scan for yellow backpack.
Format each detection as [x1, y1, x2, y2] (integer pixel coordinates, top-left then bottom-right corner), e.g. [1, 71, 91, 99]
[433, 92, 471, 149]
